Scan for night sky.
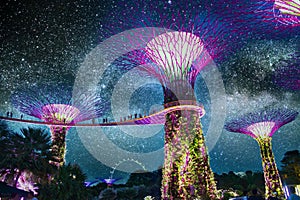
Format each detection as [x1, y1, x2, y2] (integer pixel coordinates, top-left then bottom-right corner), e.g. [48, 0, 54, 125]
[0, 0, 299, 183]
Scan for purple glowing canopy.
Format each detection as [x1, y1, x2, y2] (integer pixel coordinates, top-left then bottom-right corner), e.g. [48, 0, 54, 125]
[108, 10, 235, 91]
[142, 30, 212, 88]
[11, 83, 108, 124]
[225, 108, 298, 138]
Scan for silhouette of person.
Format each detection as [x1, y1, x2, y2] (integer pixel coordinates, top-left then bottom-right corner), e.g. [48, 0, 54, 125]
[289, 186, 300, 200]
[6, 111, 9, 117]
[21, 114, 23, 120]
[10, 112, 13, 118]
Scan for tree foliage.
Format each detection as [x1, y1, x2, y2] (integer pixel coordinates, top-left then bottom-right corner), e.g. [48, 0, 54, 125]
[38, 163, 90, 200]
[215, 171, 265, 195]
[0, 126, 55, 187]
[281, 150, 300, 184]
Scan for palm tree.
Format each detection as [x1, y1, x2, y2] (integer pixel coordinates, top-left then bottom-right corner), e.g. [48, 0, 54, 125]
[17, 127, 56, 183]
[0, 127, 56, 188]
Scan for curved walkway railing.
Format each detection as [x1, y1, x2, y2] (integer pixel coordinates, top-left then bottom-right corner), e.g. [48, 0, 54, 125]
[0, 101, 205, 127]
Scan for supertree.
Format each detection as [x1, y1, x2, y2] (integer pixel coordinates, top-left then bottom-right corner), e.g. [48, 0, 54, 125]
[142, 32, 218, 200]
[11, 84, 107, 166]
[105, 10, 236, 199]
[273, 52, 300, 91]
[225, 108, 298, 199]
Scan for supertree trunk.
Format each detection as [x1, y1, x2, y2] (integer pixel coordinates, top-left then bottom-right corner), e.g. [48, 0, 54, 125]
[256, 137, 285, 199]
[162, 107, 218, 199]
[50, 126, 68, 167]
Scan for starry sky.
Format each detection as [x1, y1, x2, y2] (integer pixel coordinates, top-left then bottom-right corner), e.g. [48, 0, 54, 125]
[0, 0, 299, 183]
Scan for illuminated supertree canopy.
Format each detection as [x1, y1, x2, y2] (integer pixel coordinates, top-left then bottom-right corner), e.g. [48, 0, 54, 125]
[225, 108, 298, 138]
[225, 108, 298, 199]
[145, 31, 203, 80]
[144, 30, 208, 102]
[273, 52, 300, 91]
[108, 10, 237, 106]
[11, 84, 106, 124]
[105, 6, 239, 94]
[11, 84, 107, 166]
